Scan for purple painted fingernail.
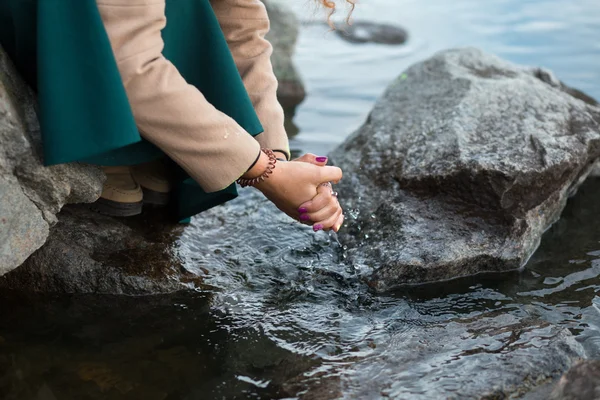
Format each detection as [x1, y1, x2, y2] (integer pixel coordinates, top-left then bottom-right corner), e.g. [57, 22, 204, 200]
[316, 156, 328, 163]
[300, 214, 311, 221]
[298, 207, 308, 213]
[313, 224, 324, 232]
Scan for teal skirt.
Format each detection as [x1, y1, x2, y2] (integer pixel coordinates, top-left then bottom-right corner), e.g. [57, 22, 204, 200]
[0, 0, 264, 221]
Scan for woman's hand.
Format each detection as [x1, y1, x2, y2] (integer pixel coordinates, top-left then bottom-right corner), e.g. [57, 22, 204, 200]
[249, 152, 343, 231]
[297, 182, 344, 232]
[292, 154, 344, 232]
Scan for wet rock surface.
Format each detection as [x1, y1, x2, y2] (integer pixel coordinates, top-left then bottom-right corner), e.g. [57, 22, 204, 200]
[0, 46, 103, 274]
[348, 314, 584, 399]
[334, 21, 408, 45]
[549, 360, 600, 400]
[591, 161, 600, 177]
[330, 47, 600, 291]
[0, 205, 203, 295]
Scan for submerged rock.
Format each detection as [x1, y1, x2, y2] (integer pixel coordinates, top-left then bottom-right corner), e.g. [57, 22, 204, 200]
[549, 360, 600, 400]
[347, 312, 584, 399]
[0, 46, 103, 275]
[330, 47, 600, 291]
[335, 21, 408, 45]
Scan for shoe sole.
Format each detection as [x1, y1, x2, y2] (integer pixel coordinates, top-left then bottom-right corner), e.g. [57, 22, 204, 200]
[90, 197, 143, 217]
[142, 187, 170, 206]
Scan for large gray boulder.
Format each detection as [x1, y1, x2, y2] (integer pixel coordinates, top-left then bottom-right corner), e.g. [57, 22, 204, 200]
[0, 46, 103, 275]
[330, 47, 600, 291]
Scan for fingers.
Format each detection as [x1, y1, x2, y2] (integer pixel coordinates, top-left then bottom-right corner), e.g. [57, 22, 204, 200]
[304, 193, 338, 222]
[314, 206, 343, 232]
[297, 183, 343, 232]
[297, 183, 333, 214]
[319, 166, 343, 184]
[307, 202, 338, 225]
[332, 213, 344, 232]
[294, 153, 328, 166]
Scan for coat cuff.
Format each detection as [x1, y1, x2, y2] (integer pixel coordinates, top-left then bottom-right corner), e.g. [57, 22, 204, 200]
[254, 123, 290, 161]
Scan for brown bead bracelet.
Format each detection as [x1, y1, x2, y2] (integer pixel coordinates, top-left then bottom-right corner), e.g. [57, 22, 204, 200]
[236, 148, 277, 188]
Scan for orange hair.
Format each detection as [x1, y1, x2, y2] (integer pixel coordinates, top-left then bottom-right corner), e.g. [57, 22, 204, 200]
[318, 0, 356, 27]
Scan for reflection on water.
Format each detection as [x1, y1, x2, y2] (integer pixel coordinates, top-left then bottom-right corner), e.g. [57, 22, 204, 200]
[1, 0, 600, 398]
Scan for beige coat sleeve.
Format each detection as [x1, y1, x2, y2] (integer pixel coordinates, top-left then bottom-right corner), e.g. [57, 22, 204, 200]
[211, 0, 291, 160]
[96, 0, 261, 193]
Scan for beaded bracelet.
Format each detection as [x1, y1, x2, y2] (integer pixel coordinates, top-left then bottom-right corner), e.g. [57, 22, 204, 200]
[236, 148, 277, 188]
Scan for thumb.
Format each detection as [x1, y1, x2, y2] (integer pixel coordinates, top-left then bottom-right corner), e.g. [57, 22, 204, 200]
[319, 166, 343, 184]
[294, 153, 329, 166]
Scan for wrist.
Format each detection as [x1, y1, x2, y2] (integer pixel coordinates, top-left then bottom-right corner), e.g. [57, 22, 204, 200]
[242, 150, 269, 180]
[238, 149, 278, 188]
[254, 160, 282, 192]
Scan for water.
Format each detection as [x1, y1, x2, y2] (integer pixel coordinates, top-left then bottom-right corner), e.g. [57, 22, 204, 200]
[288, 0, 600, 155]
[1, 0, 600, 399]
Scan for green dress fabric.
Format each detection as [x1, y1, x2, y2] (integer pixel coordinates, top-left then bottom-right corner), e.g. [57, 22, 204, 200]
[0, 0, 264, 220]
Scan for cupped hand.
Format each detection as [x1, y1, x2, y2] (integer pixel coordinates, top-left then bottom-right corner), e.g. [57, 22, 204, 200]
[254, 156, 342, 230]
[297, 182, 344, 232]
[292, 154, 344, 232]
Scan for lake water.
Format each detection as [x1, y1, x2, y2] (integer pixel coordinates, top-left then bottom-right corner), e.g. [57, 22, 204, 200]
[1, 0, 600, 399]
[288, 0, 600, 155]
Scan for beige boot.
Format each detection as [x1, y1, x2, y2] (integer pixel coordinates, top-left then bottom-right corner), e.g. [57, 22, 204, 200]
[93, 166, 143, 217]
[131, 159, 172, 206]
